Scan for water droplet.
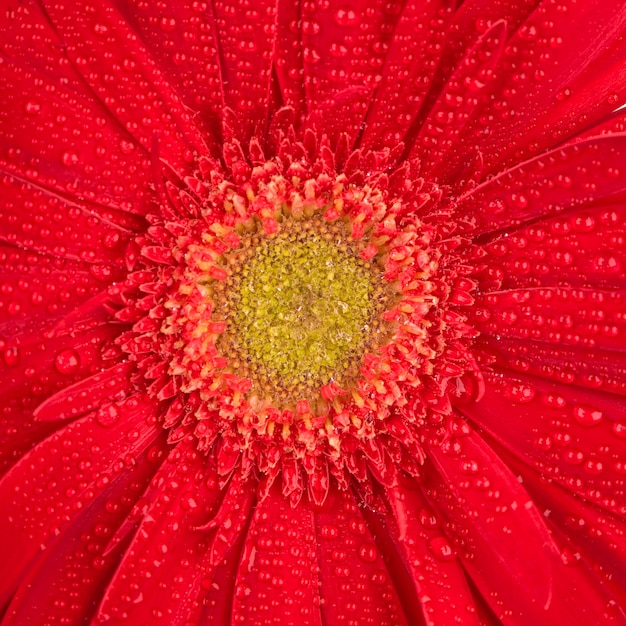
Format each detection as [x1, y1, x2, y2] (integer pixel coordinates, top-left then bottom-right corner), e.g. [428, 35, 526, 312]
[572, 404, 603, 427]
[335, 7, 359, 27]
[427, 536, 456, 561]
[564, 449, 584, 465]
[96, 403, 121, 427]
[333, 564, 351, 578]
[54, 348, 80, 375]
[358, 542, 377, 563]
[584, 459, 604, 475]
[103, 230, 122, 249]
[159, 16, 177, 31]
[319, 524, 339, 539]
[61, 151, 79, 167]
[2, 346, 20, 367]
[555, 88, 571, 101]
[24, 100, 41, 115]
[612, 423, 626, 439]
[348, 518, 367, 536]
[93, 23, 109, 36]
[89, 264, 114, 281]
[119, 140, 136, 154]
[509, 193, 529, 209]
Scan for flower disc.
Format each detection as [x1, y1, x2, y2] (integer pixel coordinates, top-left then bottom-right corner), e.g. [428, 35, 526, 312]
[123, 158, 478, 500]
[221, 218, 391, 399]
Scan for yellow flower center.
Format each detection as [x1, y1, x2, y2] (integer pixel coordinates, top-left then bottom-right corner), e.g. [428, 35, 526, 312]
[216, 218, 391, 402]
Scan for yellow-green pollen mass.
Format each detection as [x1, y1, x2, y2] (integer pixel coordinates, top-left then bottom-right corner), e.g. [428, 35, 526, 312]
[227, 229, 380, 391]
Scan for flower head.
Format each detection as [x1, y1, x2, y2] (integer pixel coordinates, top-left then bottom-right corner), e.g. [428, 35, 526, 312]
[1, 1, 626, 625]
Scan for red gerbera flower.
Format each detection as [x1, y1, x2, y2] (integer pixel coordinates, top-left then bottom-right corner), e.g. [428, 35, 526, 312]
[2, 0, 626, 624]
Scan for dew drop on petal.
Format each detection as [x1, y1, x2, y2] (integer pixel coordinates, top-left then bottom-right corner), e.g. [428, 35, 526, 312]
[583, 459, 604, 475]
[93, 23, 109, 36]
[612, 423, 626, 439]
[24, 100, 41, 115]
[349, 518, 367, 536]
[335, 7, 359, 27]
[319, 523, 339, 539]
[2, 345, 20, 367]
[418, 507, 439, 529]
[54, 348, 80, 375]
[357, 541, 378, 563]
[89, 264, 114, 281]
[119, 140, 136, 154]
[427, 536, 456, 561]
[160, 16, 177, 31]
[607, 93, 620, 106]
[235, 583, 252, 600]
[555, 88, 571, 101]
[572, 404, 603, 427]
[96, 404, 121, 427]
[61, 151, 79, 167]
[564, 449, 585, 465]
[103, 230, 122, 249]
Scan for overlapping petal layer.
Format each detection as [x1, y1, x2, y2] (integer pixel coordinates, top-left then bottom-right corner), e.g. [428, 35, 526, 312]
[1, 0, 626, 625]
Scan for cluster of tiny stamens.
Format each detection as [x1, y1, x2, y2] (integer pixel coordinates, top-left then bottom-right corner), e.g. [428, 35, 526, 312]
[157, 171, 447, 450]
[163, 199, 407, 420]
[213, 215, 394, 406]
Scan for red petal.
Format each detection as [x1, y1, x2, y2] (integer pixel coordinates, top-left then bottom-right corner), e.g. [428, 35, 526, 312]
[196, 480, 256, 625]
[438, 1, 626, 177]
[4, 310, 116, 373]
[0, 175, 139, 262]
[39, 0, 209, 173]
[436, 0, 539, 81]
[1, 436, 166, 626]
[230, 481, 324, 625]
[479, 336, 626, 396]
[95, 442, 253, 625]
[33, 362, 135, 422]
[410, 20, 507, 177]
[312, 485, 412, 625]
[0, 396, 56, 480]
[377, 480, 483, 626]
[0, 3, 155, 212]
[360, 0, 456, 151]
[572, 106, 626, 142]
[301, 0, 403, 124]
[111, 1, 224, 151]
[0, 174, 140, 264]
[303, 87, 370, 150]
[0, 394, 160, 607]
[511, 443, 626, 569]
[275, 0, 306, 121]
[0, 245, 122, 340]
[425, 426, 625, 625]
[211, 0, 279, 144]
[457, 135, 626, 235]
[459, 370, 626, 521]
[488, 442, 626, 620]
[472, 287, 626, 353]
[478, 204, 626, 290]
[0, 323, 121, 474]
